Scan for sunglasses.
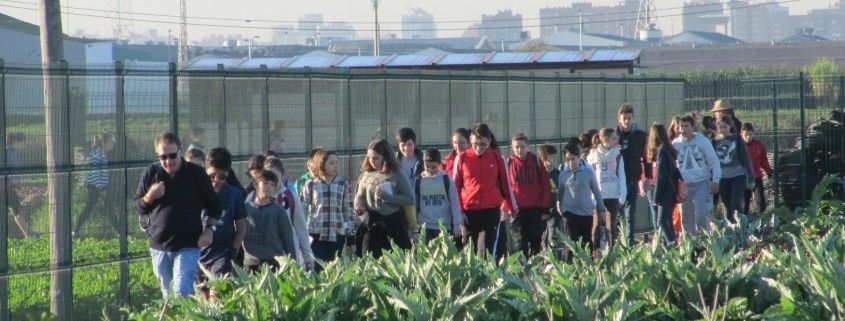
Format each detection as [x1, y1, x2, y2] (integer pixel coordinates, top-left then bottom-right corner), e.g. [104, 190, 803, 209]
[157, 152, 180, 161]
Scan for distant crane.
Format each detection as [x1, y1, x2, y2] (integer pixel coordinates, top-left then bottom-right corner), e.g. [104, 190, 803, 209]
[178, 0, 188, 66]
[636, 0, 662, 43]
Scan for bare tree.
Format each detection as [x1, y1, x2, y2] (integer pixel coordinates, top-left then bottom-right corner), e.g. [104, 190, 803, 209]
[38, 0, 72, 319]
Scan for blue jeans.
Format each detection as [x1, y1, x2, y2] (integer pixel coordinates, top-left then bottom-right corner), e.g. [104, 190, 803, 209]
[656, 205, 676, 244]
[622, 181, 638, 243]
[310, 236, 345, 273]
[150, 247, 201, 298]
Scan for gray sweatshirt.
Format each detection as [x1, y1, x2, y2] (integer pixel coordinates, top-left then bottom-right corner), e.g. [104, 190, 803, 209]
[355, 170, 415, 216]
[557, 163, 606, 217]
[712, 134, 755, 184]
[672, 132, 722, 184]
[415, 171, 462, 232]
[243, 199, 296, 265]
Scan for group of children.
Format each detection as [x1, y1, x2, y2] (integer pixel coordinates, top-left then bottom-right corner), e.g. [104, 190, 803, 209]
[177, 99, 774, 282]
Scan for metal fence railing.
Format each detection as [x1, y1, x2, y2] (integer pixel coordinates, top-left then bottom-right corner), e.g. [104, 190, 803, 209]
[0, 60, 684, 320]
[684, 73, 845, 209]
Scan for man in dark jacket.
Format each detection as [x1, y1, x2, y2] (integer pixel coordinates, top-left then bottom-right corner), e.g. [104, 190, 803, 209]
[134, 132, 221, 298]
[616, 104, 652, 244]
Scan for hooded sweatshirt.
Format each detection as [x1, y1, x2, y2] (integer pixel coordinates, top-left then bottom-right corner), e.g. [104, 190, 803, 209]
[453, 148, 517, 213]
[557, 162, 606, 216]
[507, 152, 552, 209]
[243, 198, 296, 265]
[672, 132, 722, 184]
[586, 146, 627, 202]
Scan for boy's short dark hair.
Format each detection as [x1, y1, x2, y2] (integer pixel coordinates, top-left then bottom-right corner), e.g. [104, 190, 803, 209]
[563, 142, 580, 157]
[742, 122, 755, 132]
[395, 127, 417, 144]
[247, 154, 267, 172]
[206, 147, 232, 169]
[185, 148, 205, 162]
[255, 169, 278, 185]
[422, 149, 441, 163]
[537, 144, 558, 160]
[263, 156, 285, 175]
[679, 115, 697, 128]
[617, 103, 634, 115]
[264, 150, 279, 158]
[154, 132, 181, 149]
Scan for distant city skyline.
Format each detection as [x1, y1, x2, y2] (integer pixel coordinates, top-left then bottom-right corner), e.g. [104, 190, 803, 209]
[0, 0, 831, 44]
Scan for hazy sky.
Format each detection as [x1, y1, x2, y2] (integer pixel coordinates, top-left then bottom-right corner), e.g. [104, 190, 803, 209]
[0, 0, 830, 42]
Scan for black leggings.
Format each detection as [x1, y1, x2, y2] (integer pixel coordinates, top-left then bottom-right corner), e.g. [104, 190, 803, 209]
[464, 209, 502, 258]
[511, 208, 544, 257]
[361, 210, 411, 258]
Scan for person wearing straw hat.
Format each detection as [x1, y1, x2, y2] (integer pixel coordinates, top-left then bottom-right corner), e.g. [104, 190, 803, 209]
[711, 99, 743, 134]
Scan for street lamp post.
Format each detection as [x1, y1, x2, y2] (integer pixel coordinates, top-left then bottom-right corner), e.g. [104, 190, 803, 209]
[371, 0, 380, 56]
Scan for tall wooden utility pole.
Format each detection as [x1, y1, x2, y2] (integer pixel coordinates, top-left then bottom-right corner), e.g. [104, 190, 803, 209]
[38, 0, 72, 320]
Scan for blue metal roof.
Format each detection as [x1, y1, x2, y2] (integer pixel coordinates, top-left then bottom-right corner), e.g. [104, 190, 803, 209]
[335, 56, 387, 67]
[587, 49, 641, 62]
[386, 54, 437, 66]
[183, 49, 639, 70]
[486, 52, 535, 64]
[185, 58, 243, 70]
[436, 53, 487, 65]
[236, 58, 291, 69]
[538, 51, 585, 63]
[286, 56, 338, 68]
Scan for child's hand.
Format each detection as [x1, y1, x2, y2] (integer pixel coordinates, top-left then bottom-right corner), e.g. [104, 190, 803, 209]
[354, 204, 366, 216]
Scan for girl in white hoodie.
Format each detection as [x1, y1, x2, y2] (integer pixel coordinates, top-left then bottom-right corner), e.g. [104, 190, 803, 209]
[586, 128, 627, 249]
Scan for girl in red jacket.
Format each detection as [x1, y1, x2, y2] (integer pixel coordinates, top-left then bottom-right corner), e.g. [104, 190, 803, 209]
[453, 123, 517, 257]
[508, 133, 551, 257]
[442, 128, 471, 175]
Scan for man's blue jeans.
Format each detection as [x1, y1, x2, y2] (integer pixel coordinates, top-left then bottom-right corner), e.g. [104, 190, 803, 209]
[150, 247, 200, 298]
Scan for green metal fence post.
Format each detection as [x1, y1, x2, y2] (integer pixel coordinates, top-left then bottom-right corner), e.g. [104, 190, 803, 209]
[344, 70, 352, 157]
[798, 72, 807, 205]
[416, 69, 423, 143]
[474, 70, 481, 125]
[305, 68, 313, 151]
[0, 56, 8, 321]
[261, 65, 270, 151]
[529, 72, 536, 139]
[840, 76, 845, 112]
[0, 59, 5, 169]
[114, 61, 129, 315]
[218, 64, 227, 148]
[771, 81, 780, 207]
[382, 69, 388, 140]
[555, 72, 562, 139]
[168, 63, 179, 136]
[503, 70, 510, 138]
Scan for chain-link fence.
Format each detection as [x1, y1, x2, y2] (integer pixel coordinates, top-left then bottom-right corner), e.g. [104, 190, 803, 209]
[0, 60, 683, 320]
[684, 73, 845, 209]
